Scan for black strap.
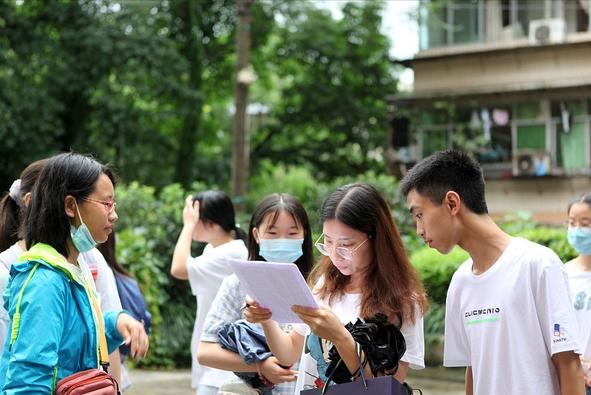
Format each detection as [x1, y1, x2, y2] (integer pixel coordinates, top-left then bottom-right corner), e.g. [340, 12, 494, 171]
[321, 341, 367, 394]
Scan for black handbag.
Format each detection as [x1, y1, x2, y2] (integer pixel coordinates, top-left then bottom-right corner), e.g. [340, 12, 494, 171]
[325, 314, 407, 384]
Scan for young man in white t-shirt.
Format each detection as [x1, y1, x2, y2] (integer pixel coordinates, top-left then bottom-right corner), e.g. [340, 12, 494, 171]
[400, 149, 583, 395]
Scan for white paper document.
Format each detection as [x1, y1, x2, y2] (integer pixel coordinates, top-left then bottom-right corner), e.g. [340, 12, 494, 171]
[228, 259, 318, 324]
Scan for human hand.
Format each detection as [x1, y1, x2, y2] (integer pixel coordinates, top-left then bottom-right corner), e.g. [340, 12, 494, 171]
[292, 305, 350, 346]
[581, 358, 591, 386]
[116, 313, 149, 359]
[243, 297, 273, 324]
[182, 196, 199, 227]
[256, 357, 298, 385]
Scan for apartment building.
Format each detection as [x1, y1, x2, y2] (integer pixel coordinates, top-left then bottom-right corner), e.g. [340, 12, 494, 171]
[390, 0, 591, 223]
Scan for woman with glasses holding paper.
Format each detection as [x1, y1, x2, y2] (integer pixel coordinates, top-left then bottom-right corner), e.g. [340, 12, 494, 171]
[197, 193, 314, 395]
[245, 183, 428, 393]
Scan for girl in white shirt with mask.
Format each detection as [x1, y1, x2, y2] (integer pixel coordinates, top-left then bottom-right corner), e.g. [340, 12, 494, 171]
[198, 193, 314, 395]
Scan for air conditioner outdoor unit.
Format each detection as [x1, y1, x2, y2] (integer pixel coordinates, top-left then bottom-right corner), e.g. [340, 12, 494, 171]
[529, 19, 565, 45]
[513, 150, 552, 176]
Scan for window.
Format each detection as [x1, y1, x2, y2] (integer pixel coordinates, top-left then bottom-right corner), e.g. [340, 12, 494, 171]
[516, 0, 545, 38]
[552, 100, 588, 170]
[420, 0, 590, 49]
[420, 0, 485, 49]
[515, 101, 545, 150]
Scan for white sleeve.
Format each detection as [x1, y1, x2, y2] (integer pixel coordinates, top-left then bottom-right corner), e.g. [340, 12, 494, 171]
[200, 275, 244, 343]
[536, 259, 580, 356]
[292, 323, 310, 336]
[443, 278, 470, 367]
[93, 251, 123, 311]
[186, 242, 246, 296]
[400, 304, 425, 370]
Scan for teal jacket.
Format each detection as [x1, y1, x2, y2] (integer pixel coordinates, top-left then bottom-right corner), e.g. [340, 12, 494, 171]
[0, 243, 124, 394]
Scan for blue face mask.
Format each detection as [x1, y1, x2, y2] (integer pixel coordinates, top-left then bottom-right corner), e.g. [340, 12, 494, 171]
[259, 238, 304, 263]
[567, 227, 591, 256]
[70, 201, 97, 253]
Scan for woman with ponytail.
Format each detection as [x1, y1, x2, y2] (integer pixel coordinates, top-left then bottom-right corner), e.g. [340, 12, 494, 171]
[0, 159, 48, 351]
[170, 190, 248, 394]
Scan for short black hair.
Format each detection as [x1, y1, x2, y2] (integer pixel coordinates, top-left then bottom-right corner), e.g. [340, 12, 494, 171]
[193, 190, 246, 242]
[22, 153, 115, 257]
[400, 149, 488, 214]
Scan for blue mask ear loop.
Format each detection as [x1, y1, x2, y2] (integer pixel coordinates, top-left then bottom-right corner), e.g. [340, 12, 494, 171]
[73, 199, 84, 228]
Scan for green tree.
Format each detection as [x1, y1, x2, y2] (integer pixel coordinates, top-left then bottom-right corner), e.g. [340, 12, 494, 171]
[251, 1, 398, 180]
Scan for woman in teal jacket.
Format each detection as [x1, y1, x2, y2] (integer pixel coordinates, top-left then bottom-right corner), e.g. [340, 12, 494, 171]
[0, 153, 149, 394]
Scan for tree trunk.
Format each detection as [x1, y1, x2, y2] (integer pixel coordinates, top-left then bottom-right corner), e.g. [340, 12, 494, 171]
[231, 0, 253, 212]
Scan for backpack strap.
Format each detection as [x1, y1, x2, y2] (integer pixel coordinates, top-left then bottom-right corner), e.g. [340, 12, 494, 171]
[9, 263, 40, 349]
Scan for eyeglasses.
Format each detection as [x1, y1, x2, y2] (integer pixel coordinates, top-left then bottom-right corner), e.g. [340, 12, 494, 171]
[315, 233, 371, 260]
[83, 197, 117, 213]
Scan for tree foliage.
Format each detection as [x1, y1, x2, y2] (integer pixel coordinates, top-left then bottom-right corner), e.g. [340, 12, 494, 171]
[1, 0, 396, 191]
[251, 1, 397, 179]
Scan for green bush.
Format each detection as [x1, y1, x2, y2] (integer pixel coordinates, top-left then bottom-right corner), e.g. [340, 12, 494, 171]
[514, 226, 575, 262]
[410, 246, 469, 305]
[115, 181, 208, 367]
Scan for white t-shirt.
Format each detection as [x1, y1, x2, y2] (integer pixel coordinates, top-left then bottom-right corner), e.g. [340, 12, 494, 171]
[0, 244, 20, 353]
[293, 286, 425, 394]
[187, 239, 248, 388]
[565, 261, 591, 363]
[81, 248, 122, 312]
[444, 237, 580, 395]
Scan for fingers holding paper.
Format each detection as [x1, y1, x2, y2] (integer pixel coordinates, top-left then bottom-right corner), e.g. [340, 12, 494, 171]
[243, 297, 273, 323]
[292, 305, 351, 345]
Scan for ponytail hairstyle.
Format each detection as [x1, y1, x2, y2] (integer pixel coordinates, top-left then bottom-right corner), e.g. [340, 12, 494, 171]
[22, 153, 115, 257]
[247, 193, 314, 278]
[193, 190, 247, 242]
[0, 159, 49, 251]
[309, 183, 427, 325]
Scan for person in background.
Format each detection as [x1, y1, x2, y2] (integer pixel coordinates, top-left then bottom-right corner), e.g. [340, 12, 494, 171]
[0, 160, 48, 355]
[171, 190, 248, 394]
[400, 149, 583, 395]
[98, 230, 152, 392]
[245, 183, 426, 393]
[0, 153, 148, 394]
[0, 158, 124, 385]
[565, 194, 591, 394]
[198, 193, 314, 395]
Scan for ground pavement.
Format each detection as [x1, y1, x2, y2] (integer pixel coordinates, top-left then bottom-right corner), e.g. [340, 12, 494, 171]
[125, 368, 465, 395]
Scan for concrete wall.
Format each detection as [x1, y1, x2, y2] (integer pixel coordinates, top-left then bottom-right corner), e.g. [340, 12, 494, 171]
[413, 39, 591, 95]
[486, 176, 591, 224]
